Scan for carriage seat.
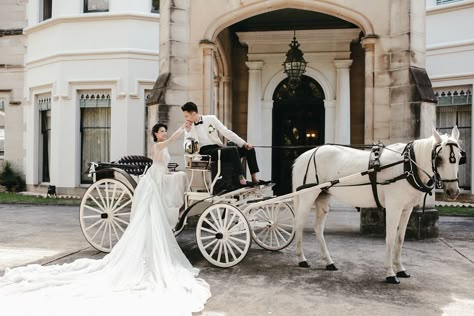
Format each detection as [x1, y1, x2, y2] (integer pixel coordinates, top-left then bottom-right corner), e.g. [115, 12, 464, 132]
[113, 155, 178, 174]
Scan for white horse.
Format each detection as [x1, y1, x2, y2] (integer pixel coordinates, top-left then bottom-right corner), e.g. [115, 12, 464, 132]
[292, 127, 463, 284]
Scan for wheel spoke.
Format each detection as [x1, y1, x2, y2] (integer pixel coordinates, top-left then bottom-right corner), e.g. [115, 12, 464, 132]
[114, 216, 130, 226]
[255, 226, 269, 239]
[279, 223, 294, 228]
[229, 236, 248, 245]
[95, 186, 107, 211]
[105, 182, 110, 210]
[114, 212, 131, 217]
[217, 241, 223, 262]
[277, 226, 292, 236]
[112, 199, 132, 214]
[85, 218, 104, 232]
[217, 208, 225, 232]
[89, 194, 106, 212]
[199, 235, 215, 241]
[100, 221, 109, 247]
[108, 221, 113, 250]
[272, 230, 280, 247]
[84, 204, 103, 214]
[90, 220, 107, 240]
[110, 219, 121, 241]
[230, 230, 247, 236]
[109, 190, 126, 211]
[83, 215, 101, 219]
[200, 226, 218, 234]
[209, 208, 222, 230]
[227, 238, 244, 254]
[110, 218, 125, 233]
[225, 241, 237, 261]
[203, 238, 218, 250]
[209, 240, 221, 257]
[223, 241, 229, 263]
[203, 218, 219, 233]
[109, 182, 117, 210]
[275, 227, 288, 242]
[225, 212, 237, 231]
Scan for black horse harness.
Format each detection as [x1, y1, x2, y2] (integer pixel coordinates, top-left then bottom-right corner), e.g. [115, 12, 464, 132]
[298, 141, 466, 209]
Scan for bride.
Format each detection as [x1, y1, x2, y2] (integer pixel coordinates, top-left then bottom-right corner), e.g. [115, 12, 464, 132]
[0, 123, 211, 316]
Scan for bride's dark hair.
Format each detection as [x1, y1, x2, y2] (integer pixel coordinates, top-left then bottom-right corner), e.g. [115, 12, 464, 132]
[151, 123, 167, 142]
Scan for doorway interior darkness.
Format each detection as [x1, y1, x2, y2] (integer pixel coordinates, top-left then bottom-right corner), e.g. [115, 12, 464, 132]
[272, 75, 325, 195]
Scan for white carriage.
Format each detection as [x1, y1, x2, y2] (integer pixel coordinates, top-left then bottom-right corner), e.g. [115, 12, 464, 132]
[79, 150, 296, 268]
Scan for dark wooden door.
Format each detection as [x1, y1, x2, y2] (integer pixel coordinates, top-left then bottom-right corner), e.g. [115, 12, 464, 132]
[272, 76, 325, 195]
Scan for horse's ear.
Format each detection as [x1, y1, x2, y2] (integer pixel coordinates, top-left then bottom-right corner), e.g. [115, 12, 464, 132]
[432, 127, 442, 144]
[451, 125, 460, 141]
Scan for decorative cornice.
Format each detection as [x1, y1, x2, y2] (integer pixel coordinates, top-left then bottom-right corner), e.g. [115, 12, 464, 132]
[26, 49, 159, 68]
[430, 72, 474, 82]
[426, 39, 474, 55]
[24, 13, 159, 34]
[427, 0, 474, 15]
[237, 29, 361, 46]
[245, 61, 264, 70]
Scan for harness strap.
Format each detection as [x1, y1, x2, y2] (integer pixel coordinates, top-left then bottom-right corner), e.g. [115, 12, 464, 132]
[303, 147, 320, 186]
[368, 144, 384, 209]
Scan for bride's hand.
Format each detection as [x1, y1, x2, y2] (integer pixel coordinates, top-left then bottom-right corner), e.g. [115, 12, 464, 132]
[184, 121, 192, 132]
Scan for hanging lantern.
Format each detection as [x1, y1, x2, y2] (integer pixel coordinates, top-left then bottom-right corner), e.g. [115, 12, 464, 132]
[283, 30, 307, 89]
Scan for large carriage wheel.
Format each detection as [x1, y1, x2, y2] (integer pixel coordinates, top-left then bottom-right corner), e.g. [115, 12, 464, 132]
[196, 203, 251, 268]
[80, 178, 134, 252]
[247, 202, 295, 251]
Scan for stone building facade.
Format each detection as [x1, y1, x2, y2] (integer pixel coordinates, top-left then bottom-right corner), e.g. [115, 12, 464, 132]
[154, 0, 436, 192]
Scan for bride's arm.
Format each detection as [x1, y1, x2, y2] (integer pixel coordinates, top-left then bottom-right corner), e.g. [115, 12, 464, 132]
[155, 124, 186, 150]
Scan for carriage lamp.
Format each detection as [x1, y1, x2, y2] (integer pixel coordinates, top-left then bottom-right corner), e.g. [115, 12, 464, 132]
[283, 30, 307, 90]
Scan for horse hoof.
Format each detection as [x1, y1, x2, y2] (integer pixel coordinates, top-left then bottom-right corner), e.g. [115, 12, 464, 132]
[385, 276, 400, 284]
[326, 264, 338, 271]
[396, 271, 411, 278]
[298, 261, 310, 268]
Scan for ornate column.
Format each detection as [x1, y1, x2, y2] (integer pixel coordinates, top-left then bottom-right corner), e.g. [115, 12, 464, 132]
[324, 99, 336, 143]
[222, 76, 232, 128]
[361, 36, 377, 143]
[245, 61, 264, 146]
[334, 59, 353, 144]
[201, 42, 216, 114]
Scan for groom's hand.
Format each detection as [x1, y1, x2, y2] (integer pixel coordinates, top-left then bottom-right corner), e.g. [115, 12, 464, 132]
[244, 143, 254, 150]
[184, 121, 192, 132]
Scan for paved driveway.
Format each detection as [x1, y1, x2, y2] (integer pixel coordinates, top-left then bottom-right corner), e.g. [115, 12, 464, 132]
[0, 204, 473, 315]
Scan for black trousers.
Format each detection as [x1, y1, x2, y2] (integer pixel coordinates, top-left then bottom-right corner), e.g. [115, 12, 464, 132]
[199, 145, 259, 176]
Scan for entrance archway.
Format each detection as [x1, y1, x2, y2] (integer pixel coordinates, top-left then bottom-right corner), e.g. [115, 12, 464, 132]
[272, 75, 325, 195]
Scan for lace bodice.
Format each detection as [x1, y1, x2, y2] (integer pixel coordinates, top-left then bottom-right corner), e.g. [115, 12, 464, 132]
[152, 147, 171, 167]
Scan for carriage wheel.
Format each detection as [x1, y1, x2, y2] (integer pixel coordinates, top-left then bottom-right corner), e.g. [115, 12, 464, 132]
[248, 202, 295, 251]
[196, 203, 251, 268]
[79, 178, 134, 252]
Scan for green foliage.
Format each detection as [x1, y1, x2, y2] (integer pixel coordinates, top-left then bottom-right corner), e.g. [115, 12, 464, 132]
[436, 206, 474, 217]
[0, 161, 26, 192]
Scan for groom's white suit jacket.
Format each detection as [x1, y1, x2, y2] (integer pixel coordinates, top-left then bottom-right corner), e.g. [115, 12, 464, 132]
[183, 115, 246, 148]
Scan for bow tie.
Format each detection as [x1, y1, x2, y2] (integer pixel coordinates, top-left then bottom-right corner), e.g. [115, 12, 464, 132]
[194, 120, 203, 126]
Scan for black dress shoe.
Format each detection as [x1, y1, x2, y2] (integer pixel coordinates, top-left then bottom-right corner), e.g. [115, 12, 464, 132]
[255, 180, 271, 185]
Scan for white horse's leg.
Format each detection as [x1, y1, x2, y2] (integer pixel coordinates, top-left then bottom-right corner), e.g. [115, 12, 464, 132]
[393, 207, 413, 278]
[294, 191, 320, 268]
[314, 193, 337, 270]
[384, 204, 403, 284]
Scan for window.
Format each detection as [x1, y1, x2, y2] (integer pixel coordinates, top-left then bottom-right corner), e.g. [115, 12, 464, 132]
[436, 0, 463, 5]
[435, 87, 472, 189]
[80, 91, 111, 184]
[151, 0, 160, 13]
[84, 0, 109, 13]
[41, 0, 52, 21]
[37, 95, 51, 182]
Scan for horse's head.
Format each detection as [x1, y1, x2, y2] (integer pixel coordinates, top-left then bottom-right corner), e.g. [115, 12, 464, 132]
[432, 126, 466, 200]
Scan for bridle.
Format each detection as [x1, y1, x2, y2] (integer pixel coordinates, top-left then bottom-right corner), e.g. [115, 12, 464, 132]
[431, 141, 466, 188]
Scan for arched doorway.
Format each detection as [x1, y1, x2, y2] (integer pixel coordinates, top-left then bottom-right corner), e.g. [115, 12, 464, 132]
[272, 75, 325, 195]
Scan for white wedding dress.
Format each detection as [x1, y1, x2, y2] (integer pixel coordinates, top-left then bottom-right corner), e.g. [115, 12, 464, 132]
[0, 141, 211, 316]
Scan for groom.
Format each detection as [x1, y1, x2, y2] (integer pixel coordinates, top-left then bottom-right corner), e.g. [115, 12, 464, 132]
[182, 101, 266, 186]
